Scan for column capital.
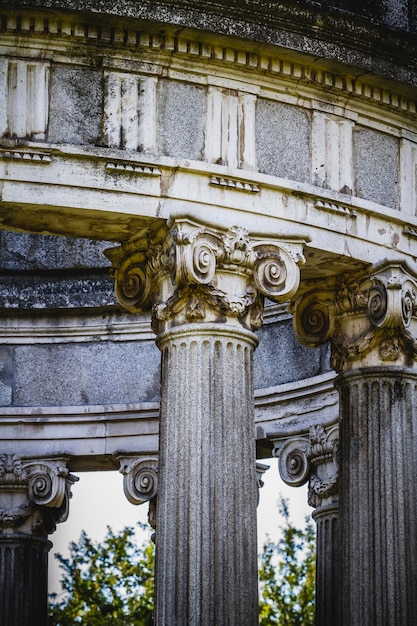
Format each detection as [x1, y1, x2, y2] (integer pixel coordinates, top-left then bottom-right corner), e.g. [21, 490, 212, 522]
[256, 461, 269, 506]
[292, 261, 417, 372]
[272, 423, 339, 512]
[118, 455, 158, 539]
[118, 455, 158, 506]
[0, 454, 78, 536]
[105, 217, 305, 333]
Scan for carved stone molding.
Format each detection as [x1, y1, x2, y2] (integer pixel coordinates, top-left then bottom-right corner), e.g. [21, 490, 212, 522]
[292, 263, 417, 371]
[2, 10, 416, 120]
[273, 423, 339, 510]
[106, 218, 305, 334]
[0, 454, 78, 535]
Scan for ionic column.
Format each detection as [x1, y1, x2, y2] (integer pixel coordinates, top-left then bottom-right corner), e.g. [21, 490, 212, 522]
[0, 454, 77, 626]
[272, 422, 339, 626]
[293, 263, 417, 626]
[106, 218, 305, 625]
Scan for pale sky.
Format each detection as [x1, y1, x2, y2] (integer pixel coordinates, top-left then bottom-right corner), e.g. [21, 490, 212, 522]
[49, 462, 311, 596]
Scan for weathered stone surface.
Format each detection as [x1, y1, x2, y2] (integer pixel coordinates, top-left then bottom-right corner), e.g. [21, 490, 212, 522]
[156, 325, 259, 626]
[0, 346, 12, 405]
[0, 232, 111, 271]
[255, 320, 331, 389]
[0, 273, 116, 309]
[322, 0, 412, 29]
[4, 2, 417, 82]
[1, 2, 417, 624]
[353, 127, 400, 209]
[0, 536, 50, 626]
[0, 234, 114, 311]
[256, 100, 310, 182]
[337, 368, 417, 626]
[49, 66, 102, 145]
[158, 79, 205, 160]
[13, 341, 160, 406]
[105, 219, 305, 625]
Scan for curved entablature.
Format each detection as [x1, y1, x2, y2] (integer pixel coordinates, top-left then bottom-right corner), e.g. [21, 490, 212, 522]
[0, 5, 416, 287]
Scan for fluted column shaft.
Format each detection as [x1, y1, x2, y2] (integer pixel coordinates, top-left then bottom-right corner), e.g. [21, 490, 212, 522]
[155, 324, 258, 626]
[336, 367, 417, 626]
[0, 535, 51, 626]
[313, 505, 339, 626]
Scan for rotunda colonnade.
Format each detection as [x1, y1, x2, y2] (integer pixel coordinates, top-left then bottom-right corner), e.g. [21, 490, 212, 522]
[0, 1, 417, 624]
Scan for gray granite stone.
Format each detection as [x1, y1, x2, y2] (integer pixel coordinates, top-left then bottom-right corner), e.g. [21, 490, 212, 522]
[353, 127, 399, 209]
[256, 99, 310, 183]
[0, 273, 116, 309]
[158, 79, 205, 160]
[48, 66, 102, 145]
[155, 326, 259, 625]
[14, 341, 160, 406]
[337, 368, 417, 625]
[0, 346, 13, 406]
[255, 319, 331, 388]
[323, 0, 411, 28]
[0, 232, 111, 271]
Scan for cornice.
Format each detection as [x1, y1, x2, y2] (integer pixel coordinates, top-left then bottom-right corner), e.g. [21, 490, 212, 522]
[1, 1, 416, 79]
[0, 8, 416, 119]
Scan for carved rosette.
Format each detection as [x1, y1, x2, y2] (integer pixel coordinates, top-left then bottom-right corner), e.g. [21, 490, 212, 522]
[273, 424, 339, 510]
[0, 455, 78, 534]
[293, 263, 417, 372]
[106, 218, 305, 333]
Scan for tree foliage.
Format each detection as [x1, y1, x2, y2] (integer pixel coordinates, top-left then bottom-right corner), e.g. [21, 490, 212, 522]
[49, 499, 315, 625]
[48, 523, 154, 626]
[258, 498, 316, 625]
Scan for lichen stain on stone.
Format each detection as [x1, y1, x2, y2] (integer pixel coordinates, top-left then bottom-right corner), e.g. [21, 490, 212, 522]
[378, 228, 386, 235]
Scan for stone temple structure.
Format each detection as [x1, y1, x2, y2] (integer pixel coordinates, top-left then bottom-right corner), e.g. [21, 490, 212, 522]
[0, 1, 417, 624]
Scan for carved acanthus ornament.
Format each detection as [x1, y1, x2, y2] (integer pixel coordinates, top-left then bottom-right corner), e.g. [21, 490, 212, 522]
[292, 263, 417, 371]
[0, 455, 78, 535]
[105, 219, 305, 333]
[273, 424, 339, 510]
